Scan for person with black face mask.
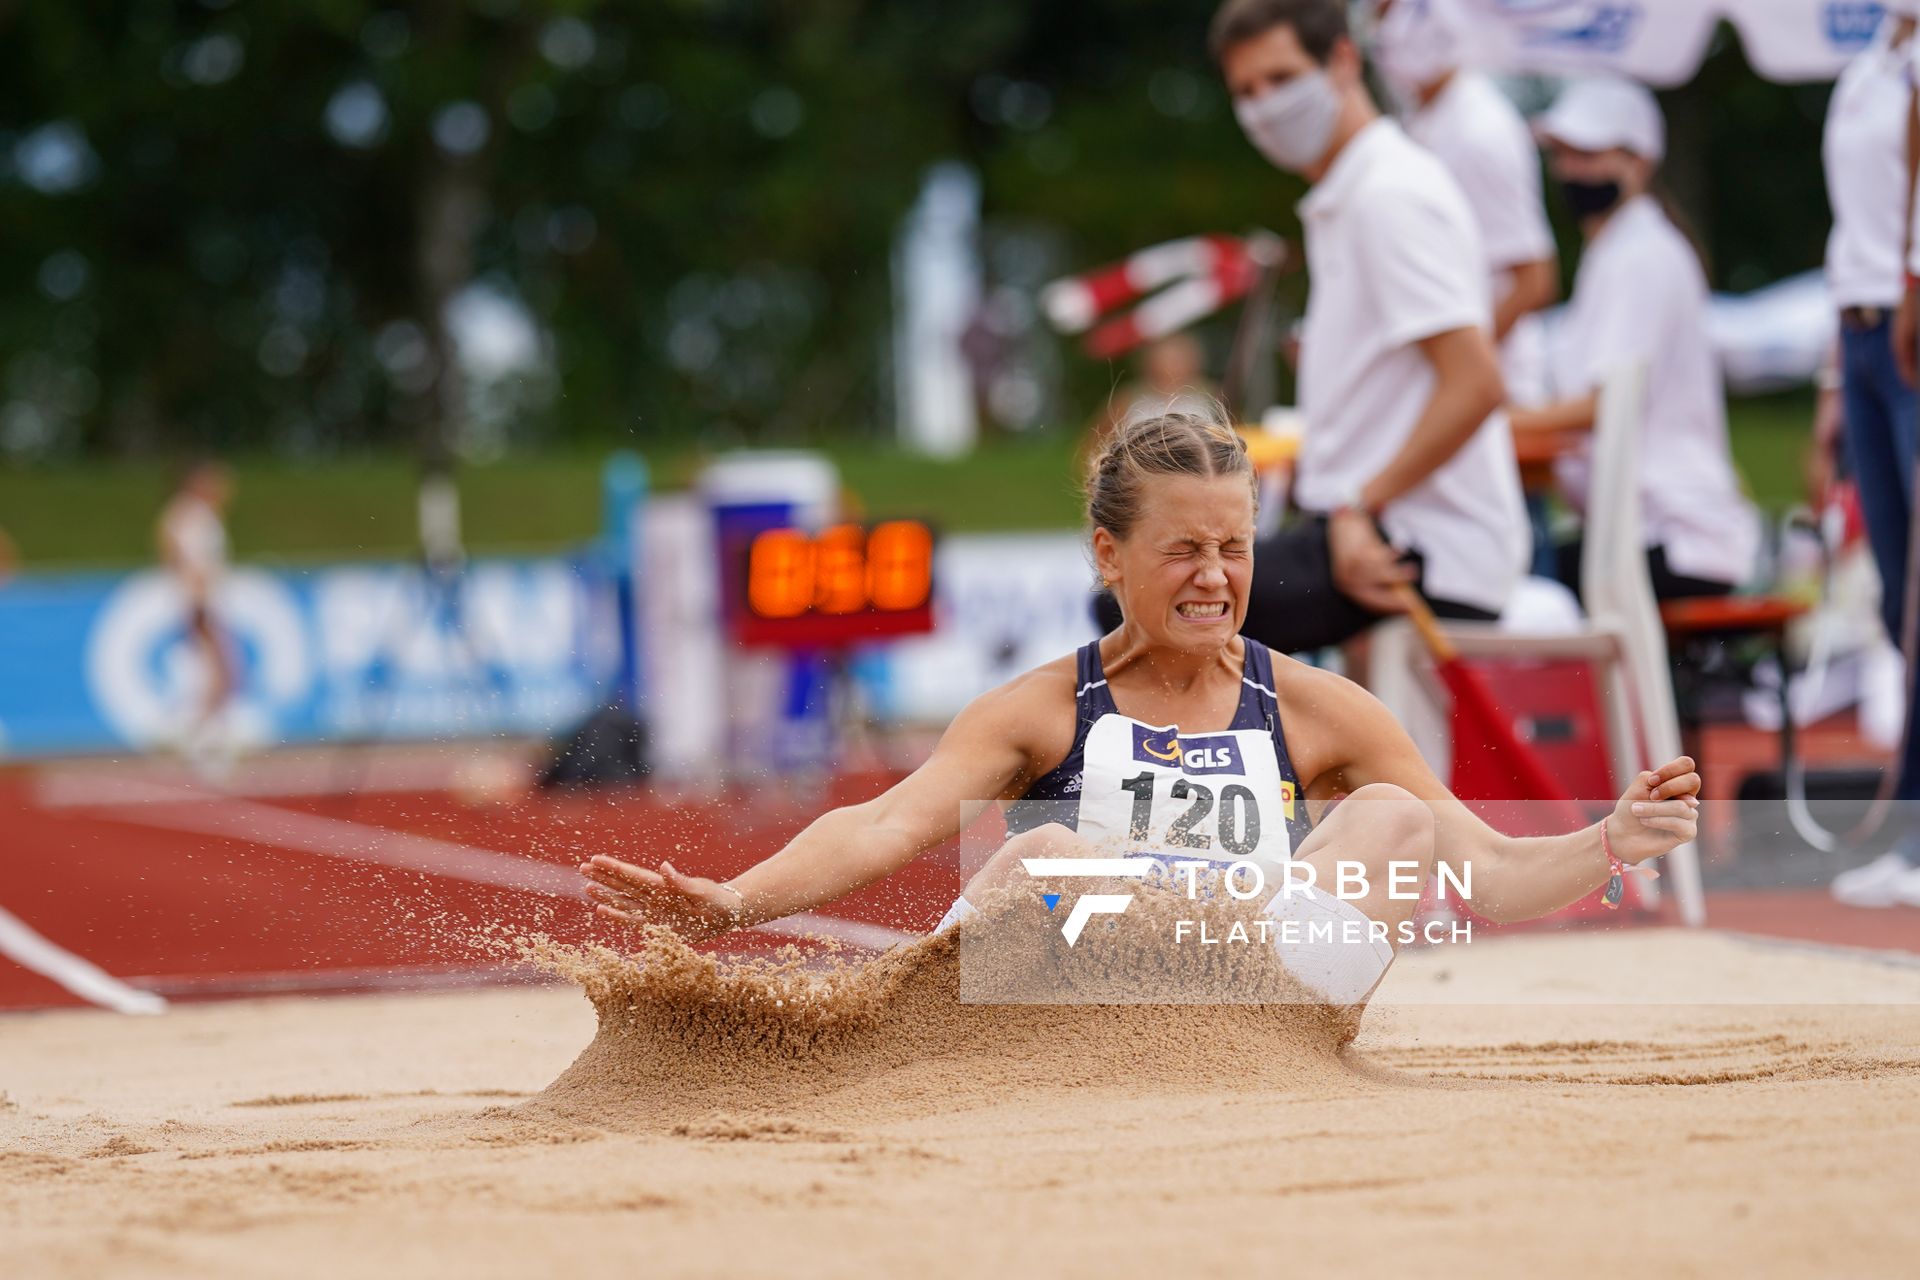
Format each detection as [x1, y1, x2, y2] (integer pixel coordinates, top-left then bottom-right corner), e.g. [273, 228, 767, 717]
[1508, 77, 1759, 605]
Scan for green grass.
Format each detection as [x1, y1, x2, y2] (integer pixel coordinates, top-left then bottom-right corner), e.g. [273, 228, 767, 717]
[0, 456, 623, 570]
[1725, 389, 1816, 514]
[0, 434, 1089, 571]
[0, 401, 1809, 571]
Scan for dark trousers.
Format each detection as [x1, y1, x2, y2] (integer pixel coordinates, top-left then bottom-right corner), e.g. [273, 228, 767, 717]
[1092, 515, 1498, 655]
[1552, 540, 1735, 604]
[1840, 313, 1920, 804]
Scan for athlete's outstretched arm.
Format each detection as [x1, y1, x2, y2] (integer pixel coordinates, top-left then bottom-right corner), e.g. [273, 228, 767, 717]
[1304, 673, 1698, 923]
[580, 676, 1045, 941]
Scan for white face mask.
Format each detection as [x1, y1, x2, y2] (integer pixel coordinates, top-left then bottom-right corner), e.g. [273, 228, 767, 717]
[1233, 71, 1342, 174]
[1369, 0, 1461, 103]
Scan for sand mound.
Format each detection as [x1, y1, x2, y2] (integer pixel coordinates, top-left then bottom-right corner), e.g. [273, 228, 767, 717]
[528, 887, 1363, 1130]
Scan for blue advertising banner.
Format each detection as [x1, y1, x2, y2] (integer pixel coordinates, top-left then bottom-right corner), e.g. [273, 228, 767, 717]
[1453, 0, 1877, 85]
[0, 557, 623, 757]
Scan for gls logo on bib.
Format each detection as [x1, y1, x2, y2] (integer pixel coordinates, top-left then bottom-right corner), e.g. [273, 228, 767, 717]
[1130, 724, 1245, 775]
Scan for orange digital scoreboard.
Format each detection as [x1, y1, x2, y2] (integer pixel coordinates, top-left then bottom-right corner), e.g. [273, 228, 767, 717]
[721, 518, 937, 648]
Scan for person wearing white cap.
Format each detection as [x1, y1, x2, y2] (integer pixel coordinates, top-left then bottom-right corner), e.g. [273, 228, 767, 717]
[1510, 77, 1761, 603]
[1366, 0, 1558, 406]
[1828, 1, 1920, 908]
[1206, 0, 1529, 653]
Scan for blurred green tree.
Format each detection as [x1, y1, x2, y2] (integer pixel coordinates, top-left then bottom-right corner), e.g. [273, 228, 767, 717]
[0, 4, 1835, 462]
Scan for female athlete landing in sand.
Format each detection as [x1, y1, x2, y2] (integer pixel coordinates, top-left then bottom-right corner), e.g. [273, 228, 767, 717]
[582, 413, 1699, 1008]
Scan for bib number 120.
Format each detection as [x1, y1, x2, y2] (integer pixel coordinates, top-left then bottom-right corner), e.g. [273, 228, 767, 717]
[1119, 771, 1262, 857]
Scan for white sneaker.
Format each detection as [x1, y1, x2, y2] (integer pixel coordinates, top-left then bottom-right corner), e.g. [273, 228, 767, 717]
[1895, 865, 1920, 909]
[1831, 852, 1919, 908]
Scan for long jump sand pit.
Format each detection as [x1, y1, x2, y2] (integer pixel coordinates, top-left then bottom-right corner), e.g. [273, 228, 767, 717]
[6, 923, 1920, 1278]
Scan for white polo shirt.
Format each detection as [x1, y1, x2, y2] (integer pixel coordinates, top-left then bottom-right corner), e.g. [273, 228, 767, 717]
[1904, 32, 1920, 281]
[1828, 26, 1912, 309]
[1408, 72, 1557, 402]
[1408, 73, 1555, 277]
[1552, 196, 1760, 587]
[1295, 118, 1529, 616]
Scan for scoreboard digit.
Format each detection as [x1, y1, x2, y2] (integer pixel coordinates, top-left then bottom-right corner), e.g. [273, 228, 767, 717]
[727, 519, 937, 647]
[866, 520, 935, 612]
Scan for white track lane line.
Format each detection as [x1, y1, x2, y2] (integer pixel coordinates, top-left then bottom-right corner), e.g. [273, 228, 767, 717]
[0, 905, 168, 1015]
[31, 753, 500, 808]
[84, 787, 916, 952]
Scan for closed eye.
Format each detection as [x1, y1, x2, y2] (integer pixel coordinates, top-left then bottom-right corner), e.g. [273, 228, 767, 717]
[1163, 540, 1250, 558]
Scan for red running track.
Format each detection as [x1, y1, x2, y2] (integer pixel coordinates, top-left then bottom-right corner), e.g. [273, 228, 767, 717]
[6, 753, 1919, 1014]
[0, 757, 963, 1013]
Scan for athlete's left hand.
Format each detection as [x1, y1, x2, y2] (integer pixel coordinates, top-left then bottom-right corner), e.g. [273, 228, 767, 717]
[1606, 756, 1700, 865]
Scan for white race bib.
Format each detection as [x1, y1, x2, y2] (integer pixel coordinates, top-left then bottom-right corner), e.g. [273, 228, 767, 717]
[1074, 715, 1296, 876]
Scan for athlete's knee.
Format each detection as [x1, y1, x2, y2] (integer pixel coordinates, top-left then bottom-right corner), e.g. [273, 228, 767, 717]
[1339, 784, 1435, 860]
[970, 823, 1081, 891]
[997, 822, 1080, 859]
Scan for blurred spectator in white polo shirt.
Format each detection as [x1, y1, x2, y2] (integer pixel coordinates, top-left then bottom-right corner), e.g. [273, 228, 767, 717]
[1510, 78, 1760, 604]
[1366, 0, 1558, 406]
[1827, 2, 1920, 907]
[1205, 0, 1528, 655]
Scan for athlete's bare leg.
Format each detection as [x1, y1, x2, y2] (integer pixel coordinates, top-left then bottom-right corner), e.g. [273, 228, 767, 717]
[1287, 783, 1436, 949]
[961, 822, 1095, 899]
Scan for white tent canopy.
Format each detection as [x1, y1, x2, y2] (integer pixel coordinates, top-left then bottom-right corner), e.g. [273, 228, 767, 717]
[1453, 0, 1884, 85]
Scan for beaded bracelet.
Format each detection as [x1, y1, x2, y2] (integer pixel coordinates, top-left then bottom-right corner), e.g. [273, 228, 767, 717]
[1599, 818, 1625, 909]
[1598, 818, 1660, 910]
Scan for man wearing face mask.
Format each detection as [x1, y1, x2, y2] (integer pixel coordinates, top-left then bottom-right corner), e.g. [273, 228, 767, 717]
[1367, 0, 1558, 407]
[1508, 78, 1759, 606]
[1209, 0, 1528, 654]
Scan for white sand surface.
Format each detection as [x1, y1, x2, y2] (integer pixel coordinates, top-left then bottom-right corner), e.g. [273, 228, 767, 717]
[5, 928, 1920, 1278]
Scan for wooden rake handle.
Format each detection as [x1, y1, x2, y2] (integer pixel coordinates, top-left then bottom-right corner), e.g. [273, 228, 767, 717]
[1393, 582, 1458, 665]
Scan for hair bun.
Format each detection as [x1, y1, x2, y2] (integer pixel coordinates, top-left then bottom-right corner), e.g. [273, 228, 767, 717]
[1084, 402, 1258, 540]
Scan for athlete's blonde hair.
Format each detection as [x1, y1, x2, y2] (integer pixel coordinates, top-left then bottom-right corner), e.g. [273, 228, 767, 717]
[1085, 405, 1257, 540]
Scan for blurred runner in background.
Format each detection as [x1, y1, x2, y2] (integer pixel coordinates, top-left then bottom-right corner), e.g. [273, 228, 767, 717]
[157, 459, 237, 772]
[1510, 78, 1760, 604]
[1204, 0, 1526, 655]
[1829, 1, 1920, 907]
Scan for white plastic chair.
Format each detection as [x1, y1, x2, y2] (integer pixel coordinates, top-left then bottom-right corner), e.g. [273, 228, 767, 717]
[1580, 363, 1705, 925]
[1368, 364, 1706, 925]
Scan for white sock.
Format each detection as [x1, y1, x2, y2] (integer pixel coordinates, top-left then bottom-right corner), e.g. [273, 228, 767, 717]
[932, 895, 976, 935]
[1262, 884, 1395, 1006]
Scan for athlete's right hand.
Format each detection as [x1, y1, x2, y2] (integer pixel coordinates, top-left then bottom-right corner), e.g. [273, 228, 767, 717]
[579, 855, 745, 942]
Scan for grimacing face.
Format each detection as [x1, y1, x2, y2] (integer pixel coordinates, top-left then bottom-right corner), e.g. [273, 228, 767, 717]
[1092, 472, 1255, 653]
